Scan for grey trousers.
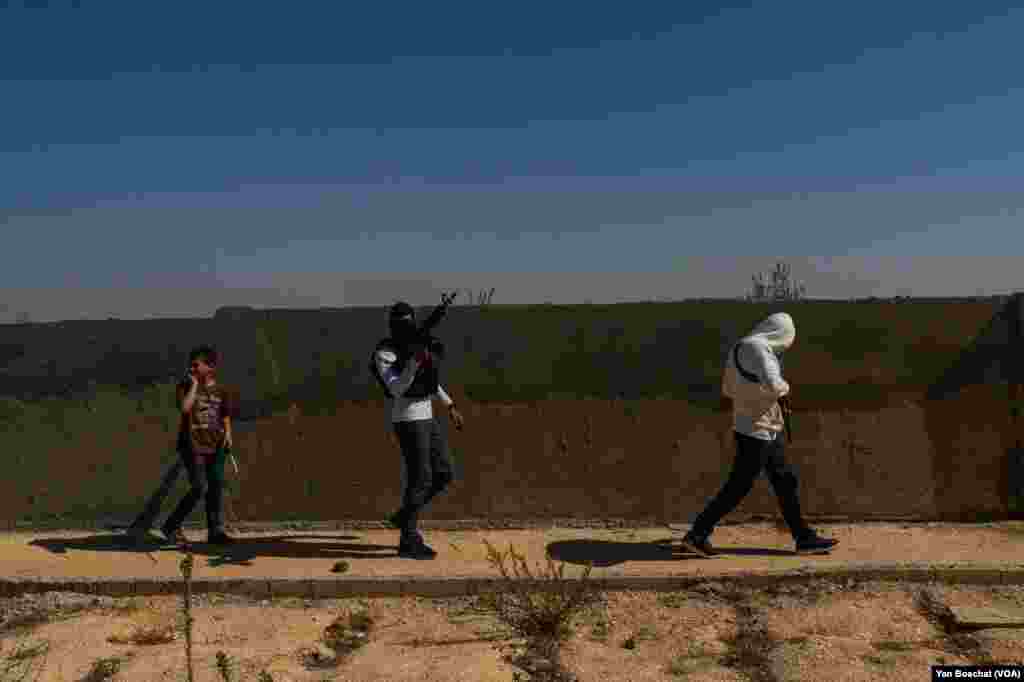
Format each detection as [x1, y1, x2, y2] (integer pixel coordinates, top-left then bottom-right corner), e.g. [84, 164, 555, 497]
[393, 417, 454, 537]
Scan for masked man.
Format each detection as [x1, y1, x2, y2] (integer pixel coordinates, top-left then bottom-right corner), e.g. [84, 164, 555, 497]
[683, 312, 838, 557]
[370, 301, 465, 559]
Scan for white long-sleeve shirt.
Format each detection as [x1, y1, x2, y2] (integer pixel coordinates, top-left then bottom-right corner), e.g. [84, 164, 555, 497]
[373, 348, 453, 422]
[721, 313, 795, 441]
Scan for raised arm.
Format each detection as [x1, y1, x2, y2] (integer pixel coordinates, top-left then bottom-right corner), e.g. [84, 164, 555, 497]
[177, 379, 198, 414]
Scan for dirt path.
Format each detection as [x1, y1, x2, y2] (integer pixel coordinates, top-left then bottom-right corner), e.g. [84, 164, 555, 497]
[4, 522, 1024, 584]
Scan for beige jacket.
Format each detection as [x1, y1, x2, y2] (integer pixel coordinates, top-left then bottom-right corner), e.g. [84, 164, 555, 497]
[721, 312, 794, 441]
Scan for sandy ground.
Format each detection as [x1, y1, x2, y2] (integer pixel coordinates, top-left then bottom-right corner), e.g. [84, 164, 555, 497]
[4, 522, 1024, 584]
[4, 581, 1024, 681]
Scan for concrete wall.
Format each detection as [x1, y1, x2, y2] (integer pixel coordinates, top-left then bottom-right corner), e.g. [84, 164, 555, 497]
[1, 297, 1019, 525]
[1, 385, 1012, 525]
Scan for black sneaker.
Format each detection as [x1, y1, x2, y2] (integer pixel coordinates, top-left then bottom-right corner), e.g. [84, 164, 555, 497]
[398, 535, 437, 560]
[680, 532, 715, 558]
[795, 534, 838, 555]
[207, 531, 236, 545]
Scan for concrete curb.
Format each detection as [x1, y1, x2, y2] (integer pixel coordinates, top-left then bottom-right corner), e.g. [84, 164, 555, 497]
[4, 562, 1024, 599]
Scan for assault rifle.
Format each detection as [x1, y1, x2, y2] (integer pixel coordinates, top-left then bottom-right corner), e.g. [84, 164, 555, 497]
[408, 291, 458, 354]
[778, 394, 793, 444]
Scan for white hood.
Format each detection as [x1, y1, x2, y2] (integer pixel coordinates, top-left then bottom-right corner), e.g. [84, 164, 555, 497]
[742, 312, 795, 353]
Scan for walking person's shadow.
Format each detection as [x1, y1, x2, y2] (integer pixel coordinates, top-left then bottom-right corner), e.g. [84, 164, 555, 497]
[190, 534, 398, 567]
[28, 532, 398, 568]
[545, 538, 792, 567]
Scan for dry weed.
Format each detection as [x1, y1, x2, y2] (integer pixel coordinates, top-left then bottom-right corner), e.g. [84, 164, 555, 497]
[214, 650, 237, 681]
[302, 607, 374, 669]
[481, 539, 601, 681]
[107, 623, 176, 646]
[79, 656, 124, 682]
[0, 638, 49, 682]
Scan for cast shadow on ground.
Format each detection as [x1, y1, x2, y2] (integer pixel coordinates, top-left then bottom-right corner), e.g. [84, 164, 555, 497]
[189, 535, 400, 567]
[30, 533, 176, 555]
[545, 539, 793, 568]
[28, 532, 365, 560]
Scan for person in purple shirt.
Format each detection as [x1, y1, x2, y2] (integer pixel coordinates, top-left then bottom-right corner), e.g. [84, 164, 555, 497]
[160, 345, 238, 546]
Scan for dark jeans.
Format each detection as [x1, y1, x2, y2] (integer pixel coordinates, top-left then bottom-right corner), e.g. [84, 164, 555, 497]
[163, 445, 226, 534]
[691, 431, 813, 542]
[393, 417, 453, 538]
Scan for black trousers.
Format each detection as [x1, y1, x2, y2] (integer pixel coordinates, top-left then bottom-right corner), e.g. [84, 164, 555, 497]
[691, 431, 813, 541]
[393, 417, 454, 537]
[163, 445, 226, 534]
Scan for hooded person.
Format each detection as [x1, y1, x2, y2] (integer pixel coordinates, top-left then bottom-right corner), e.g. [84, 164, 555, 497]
[370, 300, 465, 559]
[681, 312, 838, 557]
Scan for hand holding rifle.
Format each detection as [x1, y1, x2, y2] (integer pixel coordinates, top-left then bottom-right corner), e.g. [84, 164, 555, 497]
[778, 394, 793, 443]
[415, 292, 463, 432]
[409, 291, 458, 358]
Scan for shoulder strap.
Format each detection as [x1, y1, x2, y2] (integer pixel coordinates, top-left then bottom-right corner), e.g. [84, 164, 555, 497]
[733, 343, 762, 384]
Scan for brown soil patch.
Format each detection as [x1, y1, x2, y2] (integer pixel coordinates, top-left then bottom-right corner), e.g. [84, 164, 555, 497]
[6, 582, 1024, 681]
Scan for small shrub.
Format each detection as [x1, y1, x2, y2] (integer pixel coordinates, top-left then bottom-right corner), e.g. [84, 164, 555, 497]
[481, 539, 600, 644]
[179, 550, 196, 682]
[309, 608, 375, 666]
[657, 593, 688, 609]
[80, 656, 122, 682]
[106, 623, 176, 646]
[666, 653, 717, 677]
[0, 638, 49, 682]
[636, 624, 658, 641]
[214, 650, 237, 681]
[589, 619, 610, 642]
[666, 654, 689, 676]
[873, 640, 915, 652]
[481, 539, 601, 681]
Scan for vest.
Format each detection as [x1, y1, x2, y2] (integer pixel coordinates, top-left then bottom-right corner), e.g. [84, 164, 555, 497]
[369, 337, 440, 400]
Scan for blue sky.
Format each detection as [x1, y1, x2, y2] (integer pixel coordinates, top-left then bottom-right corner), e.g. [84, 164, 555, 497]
[1, 1, 1023, 321]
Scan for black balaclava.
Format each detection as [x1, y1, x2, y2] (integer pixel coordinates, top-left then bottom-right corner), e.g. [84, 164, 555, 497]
[388, 301, 418, 345]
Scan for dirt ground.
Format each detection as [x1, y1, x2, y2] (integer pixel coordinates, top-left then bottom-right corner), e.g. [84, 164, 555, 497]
[9, 522, 1024, 584]
[4, 580, 1024, 682]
